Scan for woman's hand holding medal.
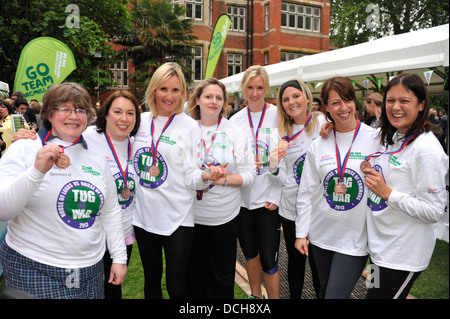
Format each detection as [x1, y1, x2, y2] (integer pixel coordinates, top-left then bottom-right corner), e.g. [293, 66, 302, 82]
[362, 166, 392, 201]
[34, 143, 61, 174]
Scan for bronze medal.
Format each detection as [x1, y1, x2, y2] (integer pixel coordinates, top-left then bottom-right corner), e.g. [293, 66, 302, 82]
[121, 187, 131, 200]
[278, 139, 289, 150]
[360, 160, 371, 171]
[255, 154, 260, 163]
[149, 165, 160, 177]
[334, 182, 347, 195]
[55, 153, 70, 169]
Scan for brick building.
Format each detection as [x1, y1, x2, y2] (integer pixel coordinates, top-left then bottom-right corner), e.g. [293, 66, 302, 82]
[105, 0, 330, 101]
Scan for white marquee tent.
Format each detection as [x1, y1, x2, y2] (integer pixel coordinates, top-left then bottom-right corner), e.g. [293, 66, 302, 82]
[220, 24, 449, 97]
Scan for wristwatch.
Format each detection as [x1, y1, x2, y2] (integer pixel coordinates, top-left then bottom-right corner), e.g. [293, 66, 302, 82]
[268, 166, 279, 176]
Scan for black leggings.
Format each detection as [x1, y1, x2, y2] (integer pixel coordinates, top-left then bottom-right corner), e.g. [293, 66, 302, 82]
[366, 263, 422, 299]
[238, 206, 280, 274]
[134, 225, 193, 299]
[187, 215, 240, 298]
[311, 244, 367, 299]
[280, 216, 320, 299]
[103, 243, 133, 299]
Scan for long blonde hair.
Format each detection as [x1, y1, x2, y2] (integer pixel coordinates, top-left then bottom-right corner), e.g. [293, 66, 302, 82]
[144, 62, 187, 117]
[276, 78, 319, 137]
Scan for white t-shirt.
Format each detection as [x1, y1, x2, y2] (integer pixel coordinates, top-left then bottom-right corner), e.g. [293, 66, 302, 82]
[131, 112, 208, 236]
[191, 117, 256, 226]
[229, 104, 281, 209]
[367, 131, 448, 271]
[0, 131, 127, 268]
[270, 113, 326, 221]
[83, 126, 136, 238]
[296, 123, 380, 256]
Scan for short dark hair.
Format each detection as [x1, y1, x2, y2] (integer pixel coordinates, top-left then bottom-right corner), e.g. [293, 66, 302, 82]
[321, 76, 356, 123]
[95, 90, 141, 137]
[41, 82, 93, 131]
[14, 98, 28, 108]
[0, 100, 14, 115]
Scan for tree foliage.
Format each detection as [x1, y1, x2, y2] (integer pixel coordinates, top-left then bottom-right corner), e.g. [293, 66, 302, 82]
[0, 0, 131, 96]
[330, 0, 449, 48]
[115, 0, 197, 97]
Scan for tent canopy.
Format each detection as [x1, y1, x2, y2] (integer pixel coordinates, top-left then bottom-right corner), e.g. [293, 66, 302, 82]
[220, 24, 449, 97]
[0, 81, 9, 99]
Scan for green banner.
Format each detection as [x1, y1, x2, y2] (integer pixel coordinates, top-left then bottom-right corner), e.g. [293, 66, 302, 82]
[204, 14, 231, 79]
[14, 37, 76, 102]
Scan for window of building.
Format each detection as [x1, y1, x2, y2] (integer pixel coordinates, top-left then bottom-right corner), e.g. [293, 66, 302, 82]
[191, 46, 203, 81]
[186, 0, 203, 20]
[264, 52, 269, 65]
[110, 60, 129, 88]
[281, 2, 320, 32]
[209, 0, 213, 25]
[280, 51, 304, 62]
[227, 53, 242, 76]
[264, 4, 269, 31]
[227, 5, 246, 32]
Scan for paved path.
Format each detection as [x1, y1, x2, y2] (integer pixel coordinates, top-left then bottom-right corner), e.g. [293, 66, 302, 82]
[235, 229, 368, 299]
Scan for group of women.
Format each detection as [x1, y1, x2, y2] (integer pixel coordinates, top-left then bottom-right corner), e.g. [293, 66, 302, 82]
[0, 61, 447, 300]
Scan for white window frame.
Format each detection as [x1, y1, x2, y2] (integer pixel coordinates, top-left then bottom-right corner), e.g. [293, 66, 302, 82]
[280, 51, 304, 62]
[264, 4, 270, 31]
[227, 5, 246, 32]
[281, 2, 320, 32]
[110, 60, 129, 88]
[191, 46, 203, 81]
[227, 53, 242, 76]
[186, 0, 203, 20]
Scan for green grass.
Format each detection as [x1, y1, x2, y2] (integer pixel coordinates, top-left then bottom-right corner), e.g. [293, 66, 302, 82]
[409, 239, 449, 299]
[122, 242, 248, 299]
[1, 239, 448, 299]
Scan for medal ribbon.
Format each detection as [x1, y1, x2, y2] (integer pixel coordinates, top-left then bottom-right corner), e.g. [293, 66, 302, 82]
[104, 132, 131, 190]
[334, 120, 361, 183]
[197, 117, 222, 200]
[150, 114, 176, 167]
[364, 122, 426, 161]
[247, 102, 267, 154]
[282, 113, 312, 142]
[41, 129, 81, 153]
[198, 117, 222, 169]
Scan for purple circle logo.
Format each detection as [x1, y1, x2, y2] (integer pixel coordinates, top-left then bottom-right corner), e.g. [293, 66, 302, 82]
[323, 168, 364, 211]
[133, 146, 168, 189]
[56, 180, 104, 229]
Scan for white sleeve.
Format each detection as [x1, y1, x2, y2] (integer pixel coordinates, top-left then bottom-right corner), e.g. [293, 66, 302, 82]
[234, 128, 257, 187]
[0, 141, 45, 221]
[387, 152, 448, 224]
[295, 147, 320, 238]
[98, 160, 127, 264]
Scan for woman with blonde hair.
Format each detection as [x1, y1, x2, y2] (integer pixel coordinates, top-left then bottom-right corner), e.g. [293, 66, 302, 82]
[130, 62, 224, 299]
[186, 77, 256, 298]
[268, 78, 324, 298]
[229, 65, 281, 299]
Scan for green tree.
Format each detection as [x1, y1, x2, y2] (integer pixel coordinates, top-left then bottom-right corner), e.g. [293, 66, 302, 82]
[116, 0, 197, 97]
[330, 0, 449, 48]
[0, 0, 131, 96]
